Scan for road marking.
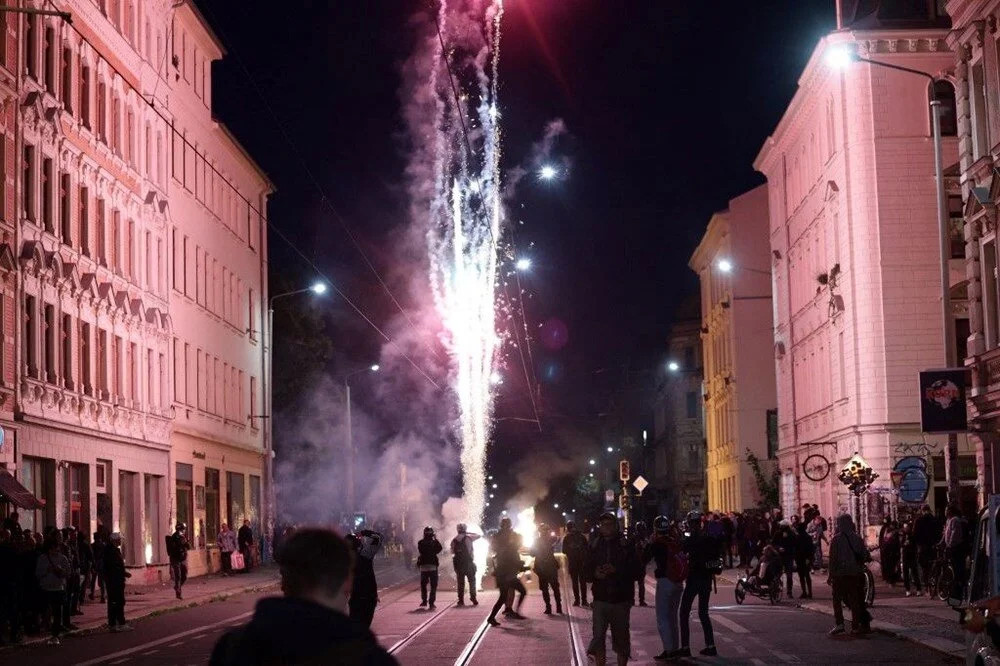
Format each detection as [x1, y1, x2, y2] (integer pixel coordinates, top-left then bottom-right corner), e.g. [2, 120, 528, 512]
[191, 634, 206, 640]
[712, 613, 749, 634]
[141, 650, 159, 655]
[108, 660, 129, 665]
[453, 620, 489, 666]
[72, 610, 254, 666]
[565, 566, 589, 666]
[167, 642, 183, 648]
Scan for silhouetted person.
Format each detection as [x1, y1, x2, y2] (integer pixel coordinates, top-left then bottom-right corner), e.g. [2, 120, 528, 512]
[238, 520, 255, 573]
[487, 517, 526, 626]
[532, 525, 562, 614]
[417, 527, 442, 609]
[104, 533, 132, 632]
[451, 523, 480, 606]
[210, 528, 397, 665]
[563, 521, 589, 607]
[348, 529, 383, 628]
[586, 513, 638, 666]
[167, 523, 190, 599]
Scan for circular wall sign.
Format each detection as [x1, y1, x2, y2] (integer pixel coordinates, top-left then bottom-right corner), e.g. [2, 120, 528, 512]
[803, 454, 831, 482]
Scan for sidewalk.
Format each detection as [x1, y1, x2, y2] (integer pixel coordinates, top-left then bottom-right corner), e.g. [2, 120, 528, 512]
[10, 566, 280, 649]
[721, 567, 966, 658]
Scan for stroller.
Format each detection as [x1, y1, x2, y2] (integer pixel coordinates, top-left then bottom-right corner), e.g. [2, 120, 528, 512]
[735, 546, 784, 605]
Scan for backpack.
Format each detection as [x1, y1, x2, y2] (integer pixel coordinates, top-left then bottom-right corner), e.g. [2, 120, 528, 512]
[666, 549, 689, 583]
[453, 537, 473, 569]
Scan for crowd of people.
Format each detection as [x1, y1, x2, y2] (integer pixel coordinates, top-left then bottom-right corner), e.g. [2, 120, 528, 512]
[0, 512, 132, 646]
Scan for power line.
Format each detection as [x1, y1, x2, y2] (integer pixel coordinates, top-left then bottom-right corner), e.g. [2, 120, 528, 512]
[38, 1, 442, 389]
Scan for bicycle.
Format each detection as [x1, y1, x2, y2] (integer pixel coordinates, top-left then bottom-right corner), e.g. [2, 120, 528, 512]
[924, 545, 955, 602]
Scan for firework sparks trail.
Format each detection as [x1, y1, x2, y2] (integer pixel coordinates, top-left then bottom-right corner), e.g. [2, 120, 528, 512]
[426, 0, 505, 581]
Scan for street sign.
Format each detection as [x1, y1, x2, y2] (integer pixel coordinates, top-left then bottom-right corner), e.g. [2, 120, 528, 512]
[619, 460, 630, 481]
[838, 454, 879, 496]
[632, 475, 648, 494]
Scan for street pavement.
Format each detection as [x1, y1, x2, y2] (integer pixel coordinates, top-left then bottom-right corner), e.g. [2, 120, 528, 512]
[0, 559, 965, 665]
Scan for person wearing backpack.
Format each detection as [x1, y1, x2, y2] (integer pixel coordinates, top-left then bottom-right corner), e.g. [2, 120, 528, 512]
[677, 511, 719, 658]
[644, 515, 686, 662]
[450, 524, 480, 606]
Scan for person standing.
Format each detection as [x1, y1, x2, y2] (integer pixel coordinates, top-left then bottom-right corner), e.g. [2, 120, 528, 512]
[238, 520, 255, 573]
[808, 514, 827, 571]
[940, 504, 968, 601]
[486, 517, 526, 625]
[104, 533, 132, 632]
[677, 511, 719, 658]
[218, 523, 237, 575]
[209, 528, 398, 665]
[348, 529, 383, 628]
[913, 504, 938, 587]
[900, 520, 923, 597]
[450, 523, 480, 606]
[774, 522, 797, 597]
[645, 515, 686, 662]
[90, 530, 107, 603]
[630, 522, 650, 607]
[794, 521, 814, 599]
[416, 526, 442, 610]
[532, 526, 563, 615]
[720, 513, 734, 569]
[585, 513, 638, 666]
[35, 534, 69, 646]
[167, 523, 190, 600]
[61, 528, 82, 627]
[880, 520, 901, 586]
[563, 521, 589, 607]
[827, 513, 871, 636]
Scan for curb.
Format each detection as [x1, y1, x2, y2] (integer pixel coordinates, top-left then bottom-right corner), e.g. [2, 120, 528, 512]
[797, 600, 966, 659]
[3, 574, 280, 651]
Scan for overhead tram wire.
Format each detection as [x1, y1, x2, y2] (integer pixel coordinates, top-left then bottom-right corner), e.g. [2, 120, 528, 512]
[195, 2, 446, 366]
[42, 1, 441, 390]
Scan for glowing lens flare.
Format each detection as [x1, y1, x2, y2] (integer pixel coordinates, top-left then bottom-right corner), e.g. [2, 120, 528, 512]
[426, 0, 506, 572]
[538, 165, 557, 180]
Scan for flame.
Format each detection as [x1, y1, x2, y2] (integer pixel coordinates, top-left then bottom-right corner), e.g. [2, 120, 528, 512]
[516, 506, 536, 550]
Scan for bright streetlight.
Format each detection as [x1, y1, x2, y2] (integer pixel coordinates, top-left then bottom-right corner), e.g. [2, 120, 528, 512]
[538, 165, 557, 180]
[311, 281, 328, 295]
[606, 446, 613, 453]
[489, 493, 495, 498]
[370, 364, 380, 372]
[825, 44, 856, 70]
[589, 459, 596, 466]
[589, 473, 594, 478]
[553, 503, 559, 509]
[716, 258, 733, 273]
[668, 361, 680, 372]
[492, 483, 498, 489]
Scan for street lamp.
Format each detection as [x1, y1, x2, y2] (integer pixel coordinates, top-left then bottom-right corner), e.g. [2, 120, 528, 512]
[264, 280, 328, 560]
[589, 459, 596, 466]
[344, 363, 381, 513]
[668, 361, 680, 372]
[607, 446, 613, 453]
[716, 258, 770, 276]
[716, 258, 733, 273]
[826, 42, 959, 503]
[553, 503, 559, 509]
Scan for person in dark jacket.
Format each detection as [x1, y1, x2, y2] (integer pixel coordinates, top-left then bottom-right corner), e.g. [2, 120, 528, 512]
[794, 522, 815, 599]
[531, 526, 562, 614]
[166, 523, 190, 599]
[210, 528, 397, 666]
[585, 512, 639, 666]
[773, 523, 797, 597]
[827, 513, 871, 635]
[348, 529, 383, 628]
[77, 533, 94, 608]
[450, 524, 480, 606]
[103, 533, 132, 632]
[238, 520, 255, 573]
[416, 527, 442, 610]
[900, 521, 923, 596]
[677, 511, 719, 658]
[487, 518, 527, 625]
[644, 516, 685, 661]
[630, 522, 650, 606]
[563, 521, 590, 607]
[913, 504, 938, 586]
[90, 531, 107, 603]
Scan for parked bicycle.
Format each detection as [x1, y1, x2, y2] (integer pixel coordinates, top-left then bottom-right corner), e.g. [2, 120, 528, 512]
[924, 544, 955, 602]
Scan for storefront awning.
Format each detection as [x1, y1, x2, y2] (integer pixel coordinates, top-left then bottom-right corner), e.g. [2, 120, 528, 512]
[0, 471, 44, 510]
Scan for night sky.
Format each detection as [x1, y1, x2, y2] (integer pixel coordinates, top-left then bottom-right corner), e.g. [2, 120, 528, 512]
[195, 0, 836, 440]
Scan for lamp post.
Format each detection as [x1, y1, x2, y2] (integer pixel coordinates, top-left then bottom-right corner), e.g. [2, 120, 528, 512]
[827, 44, 959, 503]
[343, 364, 380, 514]
[265, 281, 327, 559]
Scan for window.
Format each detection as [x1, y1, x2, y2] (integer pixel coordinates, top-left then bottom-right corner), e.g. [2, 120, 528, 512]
[61, 48, 72, 113]
[111, 95, 120, 155]
[970, 61, 989, 160]
[767, 408, 779, 459]
[81, 322, 92, 396]
[205, 469, 219, 545]
[42, 304, 54, 383]
[97, 81, 107, 144]
[126, 219, 135, 279]
[144, 124, 151, 175]
[185, 343, 194, 406]
[250, 376, 258, 426]
[175, 463, 194, 542]
[111, 210, 120, 272]
[173, 338, 183, 403]
[145, 231, 152, 288]
[125, 109, 134, 165]
[146, 349, 153, 408]
[22, 145, 34, 220]
[98, 329, 108, 397]
[80, 65, 91, 129]
[24, 296, 37, 379]
[129, 342, 138, 404]
[59, 173, 70, 244]
[112, 335, 122, 399]
[43, 28, 55, 92]
[984, 241, 1000, 350]
[949, 195, 964, 259]
[931, 80, 957, 138]
[157, 238, 163, 294]
[683, 345, 695, 371]
[25, 15, 37, 80]
[41, 157, 53, 233]
[79, 185, 89, 256]
[226, 472, 245, 528]
[196, 349, 204, 411]
[97, 198, 107, 266]
[159, 352, 167, 409]
[61, 314, 72, 389]
[685, 392, 698, 419]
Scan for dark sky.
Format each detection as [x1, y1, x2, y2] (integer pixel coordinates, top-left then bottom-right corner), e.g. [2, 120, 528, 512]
[195, 0, 836, 424]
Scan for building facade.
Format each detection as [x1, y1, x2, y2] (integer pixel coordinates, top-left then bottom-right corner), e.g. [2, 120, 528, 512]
[754, 4, 974, 525]
[689, 185, 778, 513]
[3, 0, 270, 582]
[650, 294, 705, 518]
[948, 0, 1000, 504]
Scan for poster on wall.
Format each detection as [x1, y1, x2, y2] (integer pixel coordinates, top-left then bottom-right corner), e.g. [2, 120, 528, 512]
[919, 369, 968, 433]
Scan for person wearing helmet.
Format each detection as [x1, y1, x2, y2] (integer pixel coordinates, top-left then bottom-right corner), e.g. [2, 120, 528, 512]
[676, 511, 719, 658]
[416, 526, 442, 609]
[166, 522, 190, 600]
[586, 512, 638, 666]
[644, 516, 685, 660]
[487, 517, 527, 626]
[451, 523, 481, 606]
[531, 524, 562, 615]
[563, 520, 589, 607]
[104, 532, 133, 632]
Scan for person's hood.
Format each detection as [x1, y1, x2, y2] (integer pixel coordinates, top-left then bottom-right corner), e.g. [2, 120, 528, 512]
[243, 597, 372, 659]
[835, 513, 856, 535]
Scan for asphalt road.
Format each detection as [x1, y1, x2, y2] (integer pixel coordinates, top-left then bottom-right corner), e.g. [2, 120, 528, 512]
[0, 563, 964, 665]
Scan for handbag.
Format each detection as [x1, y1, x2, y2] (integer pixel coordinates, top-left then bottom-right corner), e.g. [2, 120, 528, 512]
[230, 551, 245, 571]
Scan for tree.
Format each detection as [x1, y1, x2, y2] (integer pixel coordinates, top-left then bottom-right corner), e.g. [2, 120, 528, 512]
[745, 448, 780, 511]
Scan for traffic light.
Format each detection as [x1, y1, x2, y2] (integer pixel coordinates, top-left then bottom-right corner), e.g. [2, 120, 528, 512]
[619, 459, 630, 481]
